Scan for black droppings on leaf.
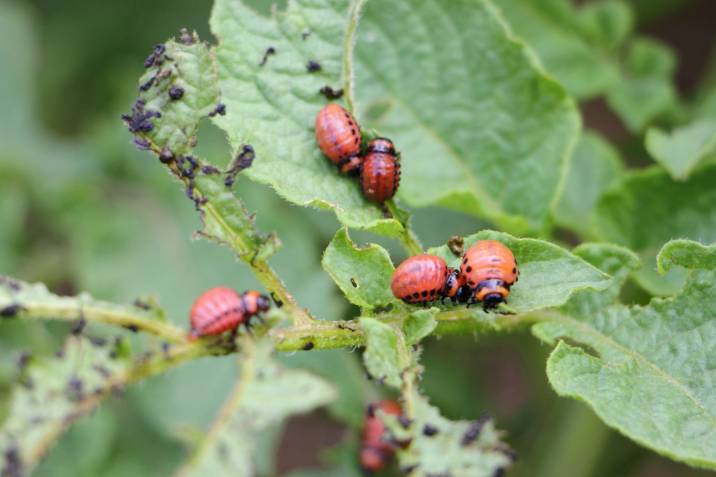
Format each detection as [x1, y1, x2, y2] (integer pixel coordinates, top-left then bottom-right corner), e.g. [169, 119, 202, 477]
[122, 99, 160, 133]
[89, 336, 107, 347]
[373, 304, 394, 313]
[350, 277, 358, 288]
[225, 145, 256, 187]
[319, 85, 344, 99]
[168, 85, 184, 100]
[208, 102, 226, 117]
[159, 146, 174, 164]
[71, 318, 87, 335]
[259, 46, 276, 66]
[493, 468, 505, 477]
[55, 346, 66, 359]
[144, 43, 166, 68]
[461, 415, 490, 446]
[301, 31, 311, 40]
[201, 164, 220, 175]
[133, 299, 150, 310]
[67, 377, 84, 401]
[161, 342, 171, 356]
[398, 415, 412, 429]
[139, 75, 156, 92]
[133, 137, 151, 151]
[306, 60, 321, 72]
[2, 447, 23, 477]
[270, 292, 284, 308]
[1, 304, 24, 318]
[302, 341, 315, 351]
[123, 324, 139, 333]
[0, 276, 22, 291]
[422, 424, 439, 436]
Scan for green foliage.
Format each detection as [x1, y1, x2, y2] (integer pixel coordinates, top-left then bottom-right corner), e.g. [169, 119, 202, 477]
[0, 335, 132, 476]
[646, 119, 716, 180]
[322, 229, 395, 309]
[553, 132, 624, 238]
[595, 165, 716, 295]
[177, 338, 335, 476]
[355, 0, 580, 233]
[360, 318, 409, 389]
[535, 240, 716, 469]
[495, 0, 631, 99]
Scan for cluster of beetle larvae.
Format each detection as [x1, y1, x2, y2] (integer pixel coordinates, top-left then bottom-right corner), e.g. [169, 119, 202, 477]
[120, 36, 519, 475]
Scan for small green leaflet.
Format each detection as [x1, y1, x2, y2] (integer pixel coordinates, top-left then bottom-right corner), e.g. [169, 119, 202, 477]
[646, 119, 716, 181]
[176, 339, 336, 477]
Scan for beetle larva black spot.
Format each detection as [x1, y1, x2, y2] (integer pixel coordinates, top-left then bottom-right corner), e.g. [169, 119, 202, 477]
[306, 60, 321, 72]
[319, 85, 344, 99]
[259, 46, 276, 66]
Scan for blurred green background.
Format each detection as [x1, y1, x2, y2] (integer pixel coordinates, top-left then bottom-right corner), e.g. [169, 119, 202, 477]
[0, 0, 714, 476]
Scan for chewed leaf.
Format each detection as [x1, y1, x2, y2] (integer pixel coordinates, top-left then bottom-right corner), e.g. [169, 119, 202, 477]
[177, 339, 336, 477]
[355, 0, 579, 233]
[209, 0, 406, 237]
[646, 119, 716, 181]
[321, 228, 396, 309]
[388, 391, 514, 477]
[0, 336, 132, 476]
[428, 230, 611, 313]
[536, 240, 716, 469]
[657, 240, 716, 273]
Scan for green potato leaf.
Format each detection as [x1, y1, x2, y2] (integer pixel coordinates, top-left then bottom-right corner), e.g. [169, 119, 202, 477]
[595, 165, 716, 295]
[176, 338, 336, 477]
[646, 119, 716, 181]
[553, 131, 624, 238]
[355, 0, 580, 233]
[535, 240, 716, 469]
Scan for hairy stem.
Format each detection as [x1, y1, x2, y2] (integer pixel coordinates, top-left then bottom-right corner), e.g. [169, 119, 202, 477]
[342, 0, 368, 113]
[385, 200, 424, 256]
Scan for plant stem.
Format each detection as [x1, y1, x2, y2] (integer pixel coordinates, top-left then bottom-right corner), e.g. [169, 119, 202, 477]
[342, 0, 368, 113]
[385, 200, 424, 256]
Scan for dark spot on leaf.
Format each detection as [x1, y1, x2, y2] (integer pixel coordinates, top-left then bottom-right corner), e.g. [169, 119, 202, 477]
[3, 446, 23, 477]
[208, 103, 226, 117]
[159, 146, 174, 164]
[306, 60, 321, 72]
[123, 324, 139, 333]
[398, 415, 412, 428]
[16, 352, 30, 370]
[201, 164, 220, 175]
[301, 31, 311, 40]
[302, 341, 314, 351]
[1, 304, 24, 318]
[461, 415, 490, 446]
[71, 318, 86, 335]
[144, 43, 166, 68]
[423, 424, 438, 436]
[225, 145, 255, 187]
[319, 85, 344, 99]
[122, 99, 160, 133]
[350, 277, 358, 288]
[67, 377, 84, 401]
[133, 137, 151, 150]
[139, 75, 155, 92]
[93, 364, 112, 379]
[270, 292, 284, 308]
[133, 299, 151, 310]
[161, 342, 171, 356]
[259, 46, 276, 66]
[168, 85, 184, 100]
[88, 336, 107, 347]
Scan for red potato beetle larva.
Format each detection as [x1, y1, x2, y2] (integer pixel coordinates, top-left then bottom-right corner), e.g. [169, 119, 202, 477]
[189, 287, 271, 339]
[360, 138, 400, 203]
[360, 400, 402, 473]
[459, 240, 518, 309]
[391, 254, 463, 304]
[314, 103, 362, 175]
